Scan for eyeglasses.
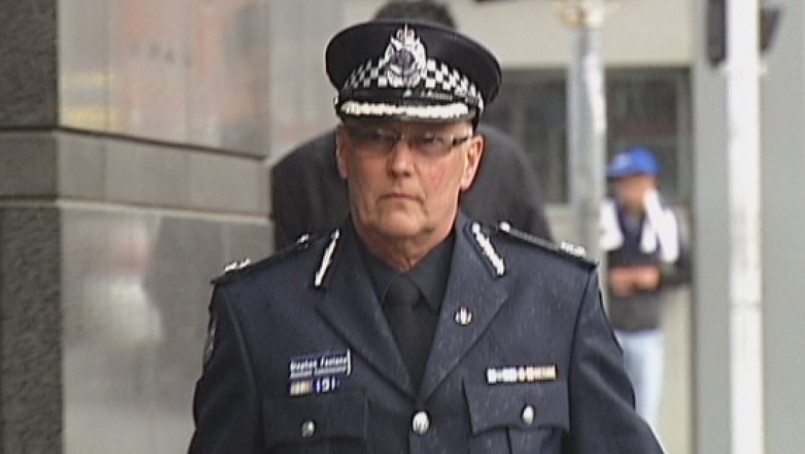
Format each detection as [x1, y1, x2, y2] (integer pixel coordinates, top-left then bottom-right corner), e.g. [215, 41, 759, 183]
[344, 126, 474, 158]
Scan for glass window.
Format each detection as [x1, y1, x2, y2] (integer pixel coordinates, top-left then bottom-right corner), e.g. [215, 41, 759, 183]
[483, 68, 692, 206]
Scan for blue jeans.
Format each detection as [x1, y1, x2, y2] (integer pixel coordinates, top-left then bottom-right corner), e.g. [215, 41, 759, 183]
[615, 329, 664, 436]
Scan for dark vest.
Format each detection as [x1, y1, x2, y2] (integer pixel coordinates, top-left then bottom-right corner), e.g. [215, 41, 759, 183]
[606, 205, 667, 332]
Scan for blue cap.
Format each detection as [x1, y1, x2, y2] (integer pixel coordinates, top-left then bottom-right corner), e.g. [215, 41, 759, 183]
[606, 147, 660, 178]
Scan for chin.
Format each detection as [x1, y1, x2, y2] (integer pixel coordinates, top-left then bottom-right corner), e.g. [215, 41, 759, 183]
[372, 213, 426, 239]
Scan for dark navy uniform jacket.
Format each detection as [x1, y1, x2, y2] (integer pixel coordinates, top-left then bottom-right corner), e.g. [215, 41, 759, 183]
[189, 215, 662, 453]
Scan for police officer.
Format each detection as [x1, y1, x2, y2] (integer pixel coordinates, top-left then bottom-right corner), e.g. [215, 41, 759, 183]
[189, 19, 663, 453]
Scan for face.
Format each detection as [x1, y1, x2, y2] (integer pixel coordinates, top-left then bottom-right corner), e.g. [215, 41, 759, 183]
[336, 119, 484, 247]
[612, 174, 657, 212]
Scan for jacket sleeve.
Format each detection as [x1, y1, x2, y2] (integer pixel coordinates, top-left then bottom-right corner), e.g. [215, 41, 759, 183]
[188, 286, 263, 453]
[565, 271, 664, 453]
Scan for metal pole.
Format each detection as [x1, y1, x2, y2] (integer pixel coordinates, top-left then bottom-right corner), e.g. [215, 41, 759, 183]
[725, 0, 764, 452]
[560, 0, 609, 265]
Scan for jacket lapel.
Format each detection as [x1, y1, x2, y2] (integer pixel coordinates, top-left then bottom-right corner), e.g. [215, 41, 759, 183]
[420, 218, 509, 399]
[314, 224, 416, 397]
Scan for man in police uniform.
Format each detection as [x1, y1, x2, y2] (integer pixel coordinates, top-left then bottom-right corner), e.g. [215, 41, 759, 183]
[189, 20, 663, 453]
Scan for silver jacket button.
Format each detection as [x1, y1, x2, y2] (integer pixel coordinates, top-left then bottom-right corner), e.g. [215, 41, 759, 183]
[454, 307, 474, 326]
[412, 411, 431, 435]
[521, 405, 536, 425]
[301, 420, 316, 438]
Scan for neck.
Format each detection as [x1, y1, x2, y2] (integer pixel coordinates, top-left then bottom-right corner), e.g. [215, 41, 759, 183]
[624, 205, 645, 219]
[353, 219, 455, 272]
[616, 197, 645, 219]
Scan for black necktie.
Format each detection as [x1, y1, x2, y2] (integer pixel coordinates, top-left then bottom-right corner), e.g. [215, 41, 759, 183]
[384, 275, 429, 390]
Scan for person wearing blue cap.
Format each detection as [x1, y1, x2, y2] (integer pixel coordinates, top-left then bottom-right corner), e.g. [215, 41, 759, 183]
[601, 146, 691, 441]
[189, 16, 662, 453]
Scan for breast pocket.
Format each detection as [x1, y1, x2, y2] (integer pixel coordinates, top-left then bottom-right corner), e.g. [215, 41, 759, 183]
[263, 391, 370, 454]
[464, 380, 569, 454]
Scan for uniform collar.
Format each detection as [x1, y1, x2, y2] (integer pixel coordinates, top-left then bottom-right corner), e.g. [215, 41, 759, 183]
[313, 213, 510, 399]
[354, 219, 455, 313]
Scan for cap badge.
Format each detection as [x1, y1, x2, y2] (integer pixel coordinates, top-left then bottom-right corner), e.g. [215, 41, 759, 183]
[381, 26, 427, 88]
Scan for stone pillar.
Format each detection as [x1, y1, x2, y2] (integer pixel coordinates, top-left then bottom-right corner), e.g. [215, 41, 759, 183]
[0, 2, 63, 451]
[0, 0, 339, 452]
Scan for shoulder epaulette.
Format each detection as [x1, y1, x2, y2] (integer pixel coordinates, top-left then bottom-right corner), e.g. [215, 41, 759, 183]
[210, 233, 316, 285]
[494, 221, 597, 269]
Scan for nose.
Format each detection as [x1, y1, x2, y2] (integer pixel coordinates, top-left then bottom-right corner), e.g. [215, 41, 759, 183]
[387, 135, 416, 175]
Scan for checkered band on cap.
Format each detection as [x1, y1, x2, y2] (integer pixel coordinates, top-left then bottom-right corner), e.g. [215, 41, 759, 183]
[343, 57, 484, 111]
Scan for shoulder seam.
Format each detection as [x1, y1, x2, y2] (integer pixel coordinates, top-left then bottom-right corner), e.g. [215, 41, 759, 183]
[495, 221, 597, 269]
[210, 234, 316, 285]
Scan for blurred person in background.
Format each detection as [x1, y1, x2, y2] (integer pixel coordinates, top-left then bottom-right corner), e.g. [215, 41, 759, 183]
[601, 146, 692, 439]
[270, 0, 552, 250]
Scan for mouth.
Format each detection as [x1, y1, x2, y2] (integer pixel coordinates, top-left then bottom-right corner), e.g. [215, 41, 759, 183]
[381, 192, 419, 202]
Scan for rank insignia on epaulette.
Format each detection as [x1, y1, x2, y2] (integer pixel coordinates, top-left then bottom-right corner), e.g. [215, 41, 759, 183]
[212, 238, 314, 285]
[496, 221, 596, 268]
[223, 258, 251, 273]
[558, 242, 586, 258]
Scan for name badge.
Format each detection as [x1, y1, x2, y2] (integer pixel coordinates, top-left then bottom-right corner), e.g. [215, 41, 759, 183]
[288, 350, 351, 396]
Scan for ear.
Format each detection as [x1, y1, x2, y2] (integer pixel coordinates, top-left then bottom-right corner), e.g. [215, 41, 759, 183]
[335, 126, 349, 179]
[459, 134, 484, 191]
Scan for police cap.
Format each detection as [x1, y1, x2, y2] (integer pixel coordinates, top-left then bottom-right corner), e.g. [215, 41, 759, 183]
[325, 20, 501, 123]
